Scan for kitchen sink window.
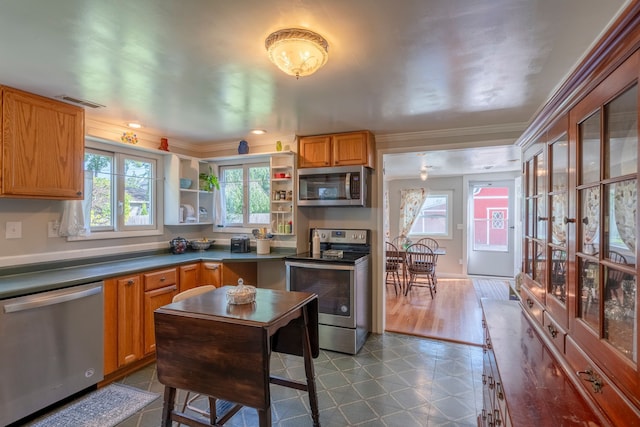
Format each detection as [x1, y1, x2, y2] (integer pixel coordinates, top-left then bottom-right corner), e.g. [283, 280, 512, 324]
[220, 163, 270, 227]
[81, 143, 161, 239]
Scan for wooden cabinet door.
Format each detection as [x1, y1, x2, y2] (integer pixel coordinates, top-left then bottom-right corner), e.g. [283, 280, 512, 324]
[179, 263, 201, 292]
[103, 278, 118, 376]
[201, 262, 222, 287]
[1, 86, 84, 199]
[332, 131, 373, 167]
[116, 274, 143, 368]
[298, 135, 331, 168]
[143, 285, 178, 355]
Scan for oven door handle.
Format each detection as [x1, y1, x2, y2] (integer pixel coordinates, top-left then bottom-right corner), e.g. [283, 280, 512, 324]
[286, 261, 355, 271]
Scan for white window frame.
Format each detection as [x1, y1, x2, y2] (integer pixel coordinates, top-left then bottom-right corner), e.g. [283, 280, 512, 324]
[76, 140, 164, 240]
[220, 162, 270, 228]
[408, 190, 453, 240]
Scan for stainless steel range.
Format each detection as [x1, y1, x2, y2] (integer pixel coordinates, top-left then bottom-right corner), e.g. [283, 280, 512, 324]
[285, 228, 371, 354]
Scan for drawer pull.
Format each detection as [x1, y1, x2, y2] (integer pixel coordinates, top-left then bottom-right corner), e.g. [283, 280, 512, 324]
[160, 276, 166, 282]
[538, 216, 548, 221]
[564, 216, 576, 224]
[547, 324, 558, 338]
[127, 279, 134, 285]
[577, 368, 604, 393]
[526, 298, 534, 308]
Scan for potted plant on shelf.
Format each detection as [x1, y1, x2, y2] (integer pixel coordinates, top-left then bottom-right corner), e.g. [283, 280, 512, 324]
[199, 166, 220, 192]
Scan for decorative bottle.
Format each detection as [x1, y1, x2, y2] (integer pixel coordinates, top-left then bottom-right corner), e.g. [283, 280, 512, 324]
[312, 229, 321, 256]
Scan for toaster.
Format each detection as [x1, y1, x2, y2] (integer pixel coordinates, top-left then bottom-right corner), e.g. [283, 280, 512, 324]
[230, 236, 250, 253]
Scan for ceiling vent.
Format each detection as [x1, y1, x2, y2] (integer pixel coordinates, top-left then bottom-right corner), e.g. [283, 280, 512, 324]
[55, 95, 105, 109]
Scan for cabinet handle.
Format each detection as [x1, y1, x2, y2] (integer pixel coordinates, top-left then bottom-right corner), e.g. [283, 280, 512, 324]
[488, 376, 495, 389]
[481, 409, 487, 420]
[496, 382, 504, 400]
[537, 216, 548, 221]
[76, 191, 83, 196]
[564, 217, 575, 224]
[494, 409, 501, 426]
[127, 279, 134, 285]
[577, 367, 604, 393]
[160, 277, 166, 282]
[482, 374, 487, 385]
[547, 324, 558, 338]
[526, 298, 534, 308]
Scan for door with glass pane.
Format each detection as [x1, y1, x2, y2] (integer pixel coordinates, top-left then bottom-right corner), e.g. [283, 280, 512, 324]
[467, 180, 515, 277]
[569, 51, 638, 395]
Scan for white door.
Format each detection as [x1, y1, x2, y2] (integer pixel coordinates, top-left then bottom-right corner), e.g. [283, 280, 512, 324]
[467, 180, 515, 277]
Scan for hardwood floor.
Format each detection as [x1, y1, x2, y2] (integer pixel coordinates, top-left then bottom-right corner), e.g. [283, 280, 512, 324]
[385, 277, 511, 346]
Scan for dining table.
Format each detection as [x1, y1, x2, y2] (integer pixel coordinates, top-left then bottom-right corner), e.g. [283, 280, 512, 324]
[154, 286, 320, 427]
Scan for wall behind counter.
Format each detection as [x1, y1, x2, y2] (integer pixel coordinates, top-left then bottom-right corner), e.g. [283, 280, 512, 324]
[0, 198, 222, 267]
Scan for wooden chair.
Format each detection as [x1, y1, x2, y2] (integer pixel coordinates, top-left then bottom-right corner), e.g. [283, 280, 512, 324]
[404, 243, 437, 298]
[385, 242, 403, 296]
[391, 235, 410, 250]
[606, 251, 628, 305]
[170, 285, 234, 425]
[416, 237, 439, 288]
[550, 249, 567, 299]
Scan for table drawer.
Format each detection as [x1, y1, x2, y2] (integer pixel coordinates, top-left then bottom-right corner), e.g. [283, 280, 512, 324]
[144, 268, 177, 291]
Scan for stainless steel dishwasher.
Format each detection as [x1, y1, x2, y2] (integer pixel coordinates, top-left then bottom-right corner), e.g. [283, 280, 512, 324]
[0, 282, 104, 426]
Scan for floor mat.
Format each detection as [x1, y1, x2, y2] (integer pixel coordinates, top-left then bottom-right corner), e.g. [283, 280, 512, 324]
[28, 383, 159, 427]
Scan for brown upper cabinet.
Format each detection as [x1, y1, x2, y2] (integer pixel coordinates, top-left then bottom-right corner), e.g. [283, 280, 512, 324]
[1, 86, 85, 199]
[298, 130, 375, 169]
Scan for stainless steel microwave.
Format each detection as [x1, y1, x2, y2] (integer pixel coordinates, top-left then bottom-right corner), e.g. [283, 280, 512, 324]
[297, 165, 370, 207]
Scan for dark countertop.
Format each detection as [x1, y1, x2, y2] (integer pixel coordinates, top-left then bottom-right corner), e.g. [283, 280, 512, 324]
[0, 247, 295, 300]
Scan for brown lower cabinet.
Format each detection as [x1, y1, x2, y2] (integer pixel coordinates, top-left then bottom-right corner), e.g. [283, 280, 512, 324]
[103, 261, 242, 382]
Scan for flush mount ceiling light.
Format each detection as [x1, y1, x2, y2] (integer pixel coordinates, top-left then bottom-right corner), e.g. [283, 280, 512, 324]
[127, 122, 142, 129]
[265, 28, 329, 79]
[420, 167, 428, 181]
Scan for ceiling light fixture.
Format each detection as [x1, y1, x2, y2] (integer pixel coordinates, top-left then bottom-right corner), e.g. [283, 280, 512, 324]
[127, 122, 142, 129]
[265, 28, 329, 79]
[420, 167, 428, 181]
[250, 129, 267, 135]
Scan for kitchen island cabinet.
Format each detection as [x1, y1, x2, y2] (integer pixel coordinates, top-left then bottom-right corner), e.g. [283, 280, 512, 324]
[1, 86, 84, 199]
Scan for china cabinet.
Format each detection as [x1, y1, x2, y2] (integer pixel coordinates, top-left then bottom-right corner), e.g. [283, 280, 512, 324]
[515, 12, 640, 423]
[164, 154, 215, 225]
[270, 153, 295, 236]
[298, 130, 375, 168]
[1, 86, 84, 199]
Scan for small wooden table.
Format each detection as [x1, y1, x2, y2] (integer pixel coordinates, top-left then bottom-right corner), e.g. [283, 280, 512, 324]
[154, 286, 320, 427]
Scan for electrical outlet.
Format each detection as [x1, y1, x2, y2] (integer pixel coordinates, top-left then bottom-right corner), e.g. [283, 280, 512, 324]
[48, 221, 60, 238]
[6, 221, 22, 239]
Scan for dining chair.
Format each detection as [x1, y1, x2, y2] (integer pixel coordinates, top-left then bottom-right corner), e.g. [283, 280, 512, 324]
[550, 249, 567, 299]
[404, 243, 437, 297]
[391, 235, 411, 250]
[385, 242, 402, 296]
[606, 251, 628, 305]
[416, 237, 440, 288]
[170, 285, 220, 424]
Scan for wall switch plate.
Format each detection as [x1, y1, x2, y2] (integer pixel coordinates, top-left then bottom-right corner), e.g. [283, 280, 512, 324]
[48, 221, 60, 238]
[6, 221, 22, 239]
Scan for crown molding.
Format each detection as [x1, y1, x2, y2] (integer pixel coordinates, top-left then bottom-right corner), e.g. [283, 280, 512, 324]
[375, 122, 527, 145]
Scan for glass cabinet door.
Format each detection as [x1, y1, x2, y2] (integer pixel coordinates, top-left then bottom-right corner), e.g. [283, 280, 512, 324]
[549, 132, 569, 306]
[570, 55, 638, 393]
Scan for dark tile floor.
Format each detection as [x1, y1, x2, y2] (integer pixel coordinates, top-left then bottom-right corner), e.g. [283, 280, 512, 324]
[116, 333, 483, 427]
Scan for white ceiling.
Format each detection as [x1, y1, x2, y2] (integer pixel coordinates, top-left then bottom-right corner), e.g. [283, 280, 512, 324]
[0, 0, 629, 177]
